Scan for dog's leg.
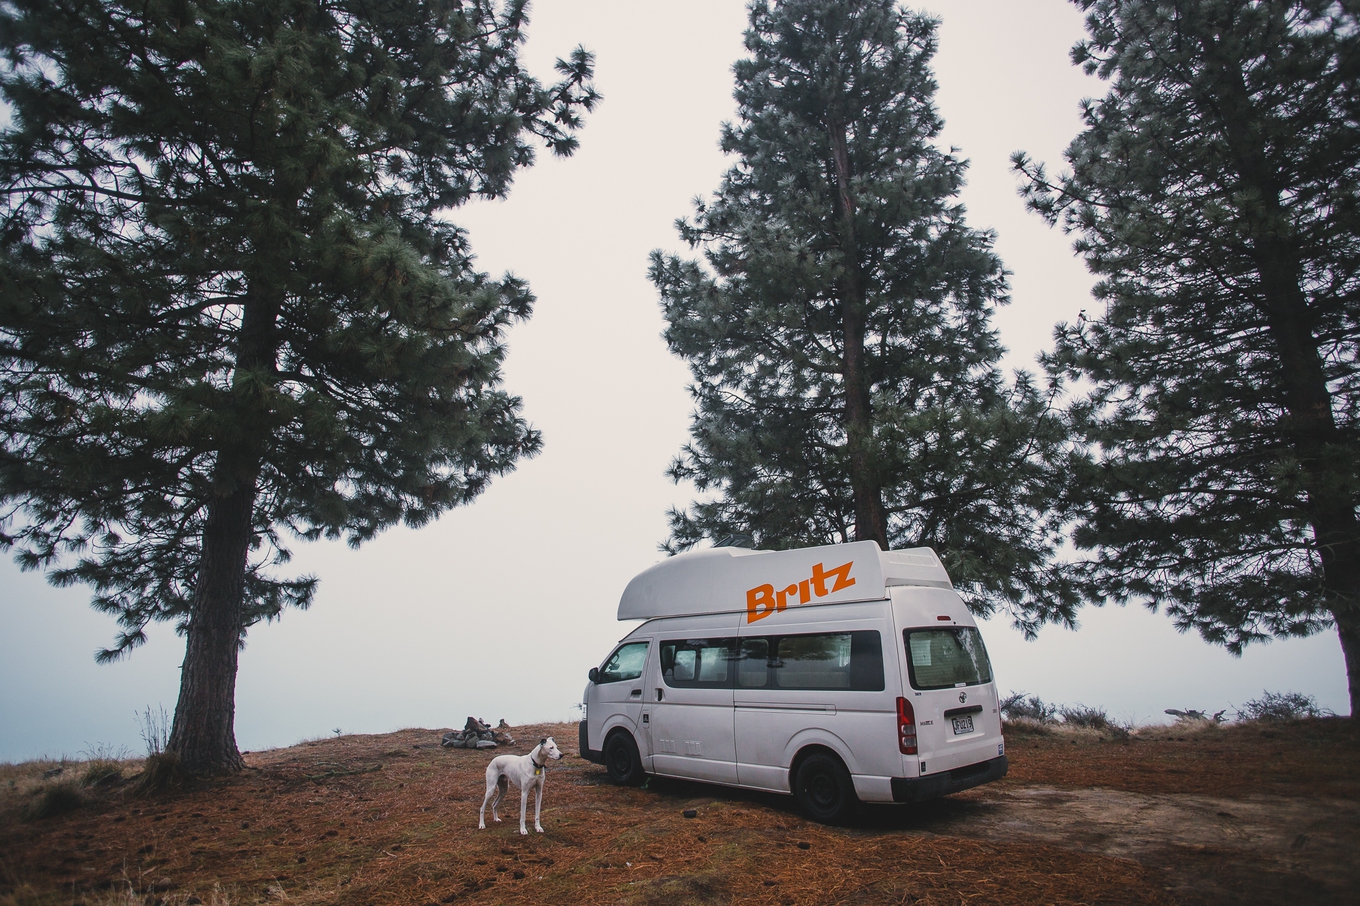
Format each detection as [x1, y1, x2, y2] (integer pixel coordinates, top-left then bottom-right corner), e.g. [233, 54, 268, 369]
[492, 775, 507, 824]
[533, 777, 545, 833]
[518, 776, 532, 835]
[478, 773, 498, 830]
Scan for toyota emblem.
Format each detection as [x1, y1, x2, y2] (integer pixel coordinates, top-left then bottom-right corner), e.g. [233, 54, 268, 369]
[958, 691, 967, 703]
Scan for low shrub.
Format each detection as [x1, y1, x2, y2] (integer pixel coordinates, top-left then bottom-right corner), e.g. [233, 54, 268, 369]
[1236, 691, 1332, 722]
[80, 743, 129, 789]
[134, 751, 184, 797]
[20, 779, 84, 821]
[81, 760, 123, 789]
[1059, 704, 1112, 730]
[999, 692, 1057, 723]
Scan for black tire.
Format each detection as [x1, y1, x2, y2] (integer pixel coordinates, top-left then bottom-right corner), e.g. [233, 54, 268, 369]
[604, 731, 646, 786]
[793, 752, 859, 825]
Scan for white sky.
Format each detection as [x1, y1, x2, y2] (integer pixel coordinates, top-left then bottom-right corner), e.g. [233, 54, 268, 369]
[0, 0, 1348, 763]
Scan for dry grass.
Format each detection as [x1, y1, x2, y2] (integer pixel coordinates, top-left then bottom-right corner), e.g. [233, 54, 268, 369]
[2, 717, 1355, 906]
[999, 715, 1359, 798]
[1, 751, 144, 825]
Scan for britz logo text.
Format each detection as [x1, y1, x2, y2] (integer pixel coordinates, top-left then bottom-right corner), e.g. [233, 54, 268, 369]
[745, 561, 855, 623]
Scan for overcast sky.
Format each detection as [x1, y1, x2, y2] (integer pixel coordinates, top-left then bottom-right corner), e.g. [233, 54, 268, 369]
[0, 0, 1348, 763]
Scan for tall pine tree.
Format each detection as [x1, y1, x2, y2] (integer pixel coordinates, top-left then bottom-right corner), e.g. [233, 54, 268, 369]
[0, 0, 597, 773]
[650, 0, 1078, 630]
[1014, 0, 1360, 712]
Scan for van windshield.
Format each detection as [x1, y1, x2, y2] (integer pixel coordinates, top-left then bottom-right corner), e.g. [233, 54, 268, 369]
[904, 628, 992, 690]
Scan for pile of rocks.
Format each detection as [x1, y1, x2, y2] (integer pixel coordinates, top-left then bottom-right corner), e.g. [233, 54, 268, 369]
[441, 717, 516, 749]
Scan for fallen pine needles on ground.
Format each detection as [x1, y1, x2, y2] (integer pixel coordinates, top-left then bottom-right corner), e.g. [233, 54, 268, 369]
[1, 718, 1355, 906]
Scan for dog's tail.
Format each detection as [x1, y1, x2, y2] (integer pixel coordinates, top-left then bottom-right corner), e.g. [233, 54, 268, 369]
[497, 774, 508, 796]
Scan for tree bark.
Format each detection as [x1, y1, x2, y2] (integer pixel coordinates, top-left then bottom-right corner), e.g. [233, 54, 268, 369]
[165, 258, 284, 773]
[829, 116, 887, 550]
[1335, 600, 1360, 718]
[164, 473, 256, 774]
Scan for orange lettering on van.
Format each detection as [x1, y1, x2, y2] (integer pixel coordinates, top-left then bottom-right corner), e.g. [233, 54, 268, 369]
[746, 584, 777, 622]
[811, 560, 856, 596]
[746, 561, 855, 623]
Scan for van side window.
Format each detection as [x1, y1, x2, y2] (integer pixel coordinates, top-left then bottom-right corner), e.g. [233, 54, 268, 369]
[737, 638, 769, 688]
[598, 642, 649, 683]
[772, 631, 884, 691]
[660, 638, 735, 688]
[904, 628, 993, 690]
[735, 632, 883, 691]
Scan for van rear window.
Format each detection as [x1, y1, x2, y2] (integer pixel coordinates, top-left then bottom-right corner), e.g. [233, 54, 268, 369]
[904, 628, 992, 690]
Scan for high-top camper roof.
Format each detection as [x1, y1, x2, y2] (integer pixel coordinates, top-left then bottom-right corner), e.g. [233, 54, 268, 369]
[617, 541, 953, 622]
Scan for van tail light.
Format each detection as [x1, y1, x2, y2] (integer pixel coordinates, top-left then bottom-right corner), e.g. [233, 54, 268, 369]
[897, 697, 918, 755]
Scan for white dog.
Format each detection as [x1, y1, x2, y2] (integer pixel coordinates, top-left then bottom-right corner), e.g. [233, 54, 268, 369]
[478, 736, 563, 835]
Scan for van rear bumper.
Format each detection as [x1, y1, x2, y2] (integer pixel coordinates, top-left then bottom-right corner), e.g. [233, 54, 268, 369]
[891, 754, 1007, 802]
[579, 720, 604, 765]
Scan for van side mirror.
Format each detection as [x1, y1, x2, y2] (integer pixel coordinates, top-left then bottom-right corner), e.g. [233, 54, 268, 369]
[588, 667, 599, 683]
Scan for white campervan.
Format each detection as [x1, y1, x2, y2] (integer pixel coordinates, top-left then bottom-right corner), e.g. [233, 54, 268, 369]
[578, 541, 1007, 823]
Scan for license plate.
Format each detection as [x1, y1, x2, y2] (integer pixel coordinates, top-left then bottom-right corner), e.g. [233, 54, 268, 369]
[951, 716, 974, 735]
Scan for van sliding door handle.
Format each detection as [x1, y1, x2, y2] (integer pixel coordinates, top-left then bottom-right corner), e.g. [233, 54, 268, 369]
[656, 688, 664, 701]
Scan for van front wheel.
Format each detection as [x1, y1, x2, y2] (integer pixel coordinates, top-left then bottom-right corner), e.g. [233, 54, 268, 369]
[794, 753, 858, 825]
[604, 732, 645, 786]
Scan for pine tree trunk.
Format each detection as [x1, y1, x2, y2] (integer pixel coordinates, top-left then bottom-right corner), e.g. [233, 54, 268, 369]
[165, 471, 257, 774]
[1256, 237, 1359, 718]
[165, 259, 284, 773]
[830, 117, 887, 550]
[1210, 58, 1360, 716]
[1336, 608, 1360, 718]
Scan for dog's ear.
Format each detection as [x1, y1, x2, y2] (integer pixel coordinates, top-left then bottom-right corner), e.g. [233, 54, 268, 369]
[539, 737, 547, 745]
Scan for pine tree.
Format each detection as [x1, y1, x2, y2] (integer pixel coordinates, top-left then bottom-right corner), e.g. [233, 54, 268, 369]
[1013, 0, 1360, 712]
[650, 0, 1079, 630]
[0, 0, 597, 773]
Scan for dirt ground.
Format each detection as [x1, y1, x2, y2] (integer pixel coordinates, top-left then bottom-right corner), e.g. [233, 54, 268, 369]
[1, 718, 1355, 906]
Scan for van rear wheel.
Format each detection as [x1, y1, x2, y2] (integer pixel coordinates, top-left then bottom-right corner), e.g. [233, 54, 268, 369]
[794, 753, 858, 825]
[604, 731, 645, 786]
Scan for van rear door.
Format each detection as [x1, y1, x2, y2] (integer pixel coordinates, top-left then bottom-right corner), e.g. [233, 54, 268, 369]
[901, 622, 1002, 775]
